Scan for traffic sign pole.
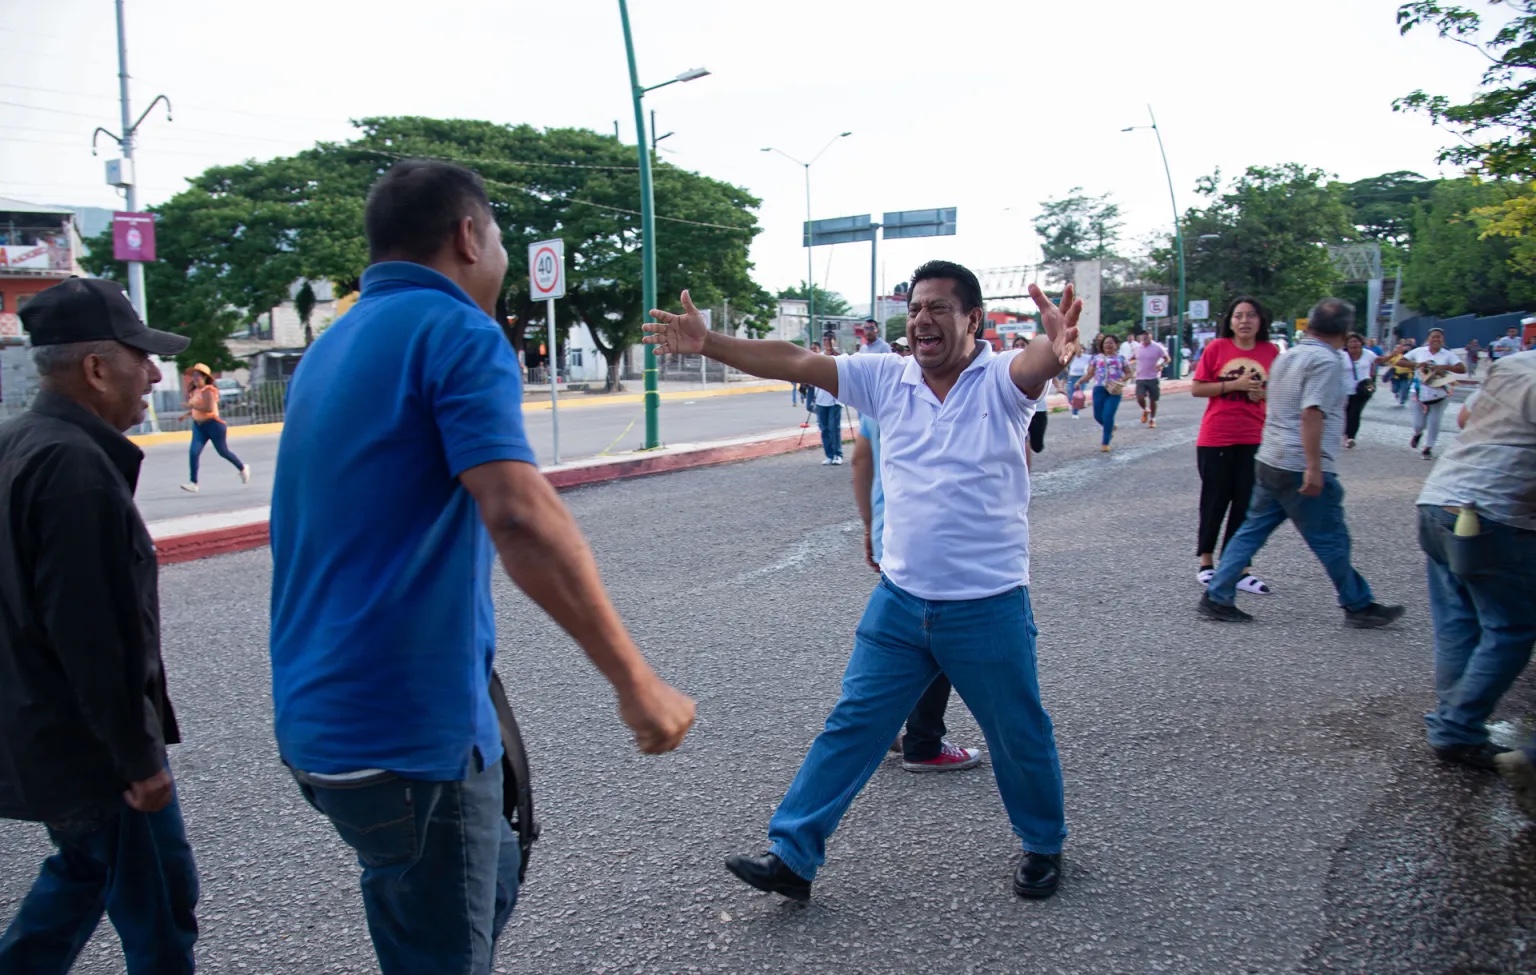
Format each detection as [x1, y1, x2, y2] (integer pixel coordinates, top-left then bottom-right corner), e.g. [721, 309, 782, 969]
[529, 239, 566, 465]
[547, 298, 560, 464]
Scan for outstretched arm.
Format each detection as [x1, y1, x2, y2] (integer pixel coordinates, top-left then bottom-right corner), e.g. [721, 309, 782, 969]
[645, 290, 838, 393]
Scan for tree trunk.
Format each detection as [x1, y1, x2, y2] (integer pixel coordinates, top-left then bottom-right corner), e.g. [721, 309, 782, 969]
[602, 348, 626, 393]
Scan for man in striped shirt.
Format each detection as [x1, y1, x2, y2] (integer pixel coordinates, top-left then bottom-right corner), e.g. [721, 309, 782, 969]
[1199, 298, 1404, 628]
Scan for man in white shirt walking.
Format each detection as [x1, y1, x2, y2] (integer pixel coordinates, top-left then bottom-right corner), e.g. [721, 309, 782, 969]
[1491, 325, 1525, 361]
[644, 261, 1077, 901]
[1405, 328, 1466, 459]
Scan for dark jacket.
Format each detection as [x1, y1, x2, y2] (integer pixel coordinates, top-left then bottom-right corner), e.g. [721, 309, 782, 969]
[0, 391, 179, 822]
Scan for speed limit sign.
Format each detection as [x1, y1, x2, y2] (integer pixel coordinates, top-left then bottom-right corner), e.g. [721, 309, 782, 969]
[529, 239, 565, 300]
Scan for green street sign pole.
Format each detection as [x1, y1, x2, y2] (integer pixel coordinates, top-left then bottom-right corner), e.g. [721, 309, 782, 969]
[618, 0, 661, 449]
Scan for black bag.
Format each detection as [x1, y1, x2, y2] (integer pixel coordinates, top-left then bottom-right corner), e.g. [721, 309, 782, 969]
[489, 671, 538, 882]
[1356, 378, 1376, 396]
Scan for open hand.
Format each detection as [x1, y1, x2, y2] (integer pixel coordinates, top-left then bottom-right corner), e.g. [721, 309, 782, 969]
[1028, 283, 1082, 366]
[643, 290, 710, 356]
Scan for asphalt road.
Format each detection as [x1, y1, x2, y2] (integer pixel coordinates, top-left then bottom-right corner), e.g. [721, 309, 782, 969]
[3, 389, 1531, 975]
[134, 385, 806, 523]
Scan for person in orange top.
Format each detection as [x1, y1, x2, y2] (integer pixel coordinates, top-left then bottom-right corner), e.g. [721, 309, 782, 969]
[180, 364, 250, 493]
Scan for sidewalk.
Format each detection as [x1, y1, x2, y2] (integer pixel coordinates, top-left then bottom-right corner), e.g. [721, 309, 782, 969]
[147, 384, 1133, 564]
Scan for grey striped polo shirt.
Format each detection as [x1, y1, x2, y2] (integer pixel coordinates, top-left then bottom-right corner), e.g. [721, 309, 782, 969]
[1257, 338, 1346, 474]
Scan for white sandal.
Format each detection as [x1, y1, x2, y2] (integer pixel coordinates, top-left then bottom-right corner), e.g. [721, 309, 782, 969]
[1237, 574, 1272, 595]
[1197, 567, 1214, 588]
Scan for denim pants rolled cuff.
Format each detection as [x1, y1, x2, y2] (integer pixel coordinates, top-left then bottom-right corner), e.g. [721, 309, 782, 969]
[1018, 838, 1065, 857]
[765, 841, 817, 883]
[1422, 711, 1489, 748]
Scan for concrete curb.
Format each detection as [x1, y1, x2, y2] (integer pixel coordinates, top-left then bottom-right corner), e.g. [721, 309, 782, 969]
[150, 386, 1101, 566]
[152, 425, 833, 566]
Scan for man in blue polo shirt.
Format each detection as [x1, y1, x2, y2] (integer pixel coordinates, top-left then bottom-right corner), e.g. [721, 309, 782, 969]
[270, 160, 694, 975]
[645, 260, 1077, 901]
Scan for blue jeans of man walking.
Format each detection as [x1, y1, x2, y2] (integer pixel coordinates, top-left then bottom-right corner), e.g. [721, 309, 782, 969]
[0, 794, 199, 975]
[814, 404, 843, 461]
[1418, 506, 1536, 748]
[291, 757, 520, 975]
[767, 578, 1066, 881]
[1208, 462, 1373, 611]
[188, 418, 245, 484]
[1091, 385, 1122, 446]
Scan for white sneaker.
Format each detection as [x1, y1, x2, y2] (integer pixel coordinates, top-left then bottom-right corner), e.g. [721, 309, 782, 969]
[240, 464, 252, 484]
[821, 458, 835, 466]
[180, 483, 199, 494]
[832, 456, 844, 465]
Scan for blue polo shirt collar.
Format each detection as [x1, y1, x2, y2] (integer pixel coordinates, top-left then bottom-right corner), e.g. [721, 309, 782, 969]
[361, 261, 481, 311]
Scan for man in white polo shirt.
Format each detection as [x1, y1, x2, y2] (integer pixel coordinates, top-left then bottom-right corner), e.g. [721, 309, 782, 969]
[644, 260, 1079, 901]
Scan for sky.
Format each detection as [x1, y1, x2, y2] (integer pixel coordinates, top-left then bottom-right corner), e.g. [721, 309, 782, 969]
[0, 0, 1492, 311]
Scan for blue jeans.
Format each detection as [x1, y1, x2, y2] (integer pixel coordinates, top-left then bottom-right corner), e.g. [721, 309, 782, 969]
[0, 794, 199, 975]
[292, 758, 520, 975]
[814, 404, 843, 460]
[1418, 506, 1536, 748]
[1091, 385, 1122, 445]
[1391, 374, 1412, 405]
[767, 578, 1066, 881]
[1208, 462, 1373, 612]
[188, 418, 244, 483]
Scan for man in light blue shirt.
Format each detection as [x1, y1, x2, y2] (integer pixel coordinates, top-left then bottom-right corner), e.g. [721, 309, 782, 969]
[852, 414, 980, 774]
[646, 260, 1076, 901]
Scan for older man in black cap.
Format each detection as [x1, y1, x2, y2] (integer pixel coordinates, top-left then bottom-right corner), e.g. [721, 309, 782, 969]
[0, 278, 198, 974]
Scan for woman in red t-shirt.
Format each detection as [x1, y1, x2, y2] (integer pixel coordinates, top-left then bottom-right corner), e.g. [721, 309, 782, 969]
[1190, 296, 1280, 594]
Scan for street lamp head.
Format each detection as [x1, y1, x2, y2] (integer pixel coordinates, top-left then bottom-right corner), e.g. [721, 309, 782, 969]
[675, 67, 710, 83]
[840, 131, 852, 137]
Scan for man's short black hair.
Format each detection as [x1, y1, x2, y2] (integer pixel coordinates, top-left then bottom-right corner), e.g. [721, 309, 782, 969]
[1307, 298, 1355, 337]
[365, 159, 494, 264]
[909, 260, 983, 313]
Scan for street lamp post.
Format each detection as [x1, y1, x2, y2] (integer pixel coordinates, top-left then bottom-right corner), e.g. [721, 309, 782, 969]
[618, 0, 708, 449]
[1123, 105, 1186, 344]
[762, 132, 851, 344]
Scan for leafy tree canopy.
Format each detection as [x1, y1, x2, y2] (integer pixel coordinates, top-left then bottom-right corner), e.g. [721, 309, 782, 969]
[1034, 188, 1123, 263]
[776, 282, 853, 318]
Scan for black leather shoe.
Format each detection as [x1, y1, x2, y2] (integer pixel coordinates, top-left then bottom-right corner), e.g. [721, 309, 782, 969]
[1433, 741, 1512, 772]
[1012, 852, 1061, 899]
[1198, 593, 1253, 623]
[1344, 602, 1406, 629]
[725, 852, 811, 901]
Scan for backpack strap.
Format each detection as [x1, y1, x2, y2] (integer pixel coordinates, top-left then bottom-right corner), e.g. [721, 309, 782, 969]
[489, 670, 539, 882]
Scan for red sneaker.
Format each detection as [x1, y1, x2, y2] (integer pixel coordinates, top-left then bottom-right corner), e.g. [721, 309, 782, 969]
[902, 741, 982, 773]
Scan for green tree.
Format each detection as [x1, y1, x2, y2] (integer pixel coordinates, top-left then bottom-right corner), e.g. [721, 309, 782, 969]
[1160, 164, 1354, 320]
[1034, 188, 1123, 262]
[1396, 1, 1536, 276]
[1402, 177, 1536, 315]
[82, 116, 767, 387]
[777, 282, 853, 318]
[885, 313, 907, 342]
[1339, 170, 1440, 246]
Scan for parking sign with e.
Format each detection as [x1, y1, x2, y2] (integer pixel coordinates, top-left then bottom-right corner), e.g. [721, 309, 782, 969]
[529, 239, 565, 300]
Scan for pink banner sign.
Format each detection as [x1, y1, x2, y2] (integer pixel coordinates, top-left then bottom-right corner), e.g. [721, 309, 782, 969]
[112, 211, 156, 262]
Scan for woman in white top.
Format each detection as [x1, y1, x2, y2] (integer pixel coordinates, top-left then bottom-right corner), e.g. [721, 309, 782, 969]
[1339, 333, 1378, 449]
[1404, 327, 1466, 459]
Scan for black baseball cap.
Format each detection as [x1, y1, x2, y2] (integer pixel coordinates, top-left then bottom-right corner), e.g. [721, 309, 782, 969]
[20, 277, 189, 356]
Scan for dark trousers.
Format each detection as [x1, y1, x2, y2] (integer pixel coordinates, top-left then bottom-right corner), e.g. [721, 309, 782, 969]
[1345, 386, 1373, 439]
[1027, 410, 1048, 453]
[1196, 443, 1258, 560]
[189, 418, 244, 483]
[814, 404, 843, 460]
[902, 674, 953, 761]
[0, 796, 199, 975]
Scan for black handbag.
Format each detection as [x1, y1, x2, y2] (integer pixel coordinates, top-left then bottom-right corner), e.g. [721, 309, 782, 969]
[489, 671, 539, 882]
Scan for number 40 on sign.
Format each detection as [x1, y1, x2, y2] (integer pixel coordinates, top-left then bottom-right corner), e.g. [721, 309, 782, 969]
[529, 239, 565, 301]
